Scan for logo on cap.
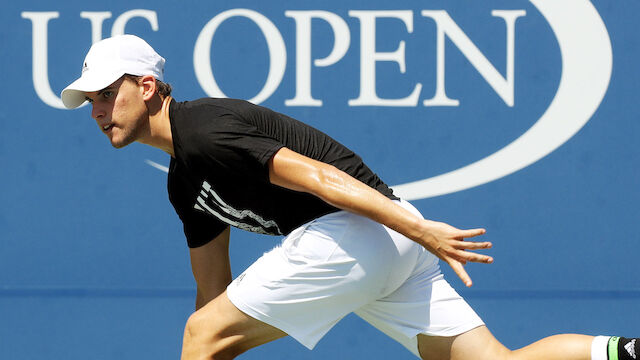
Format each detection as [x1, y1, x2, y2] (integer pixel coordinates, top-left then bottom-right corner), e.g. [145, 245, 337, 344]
[82, 61, 88, 74]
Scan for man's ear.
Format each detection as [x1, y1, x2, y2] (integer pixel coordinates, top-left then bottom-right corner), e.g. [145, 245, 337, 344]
[140, 75, 157, 101]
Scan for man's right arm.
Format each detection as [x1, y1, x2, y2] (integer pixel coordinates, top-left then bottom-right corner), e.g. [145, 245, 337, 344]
[189, 226, 232, 310]
[268, 147, 492, 287]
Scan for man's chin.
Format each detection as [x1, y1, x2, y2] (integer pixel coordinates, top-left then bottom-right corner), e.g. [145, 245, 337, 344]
[107, 127, 141, 149]
[109, 137, 135, 149]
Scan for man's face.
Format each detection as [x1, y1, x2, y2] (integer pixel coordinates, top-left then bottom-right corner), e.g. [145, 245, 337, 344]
[85, 76, 149, 149]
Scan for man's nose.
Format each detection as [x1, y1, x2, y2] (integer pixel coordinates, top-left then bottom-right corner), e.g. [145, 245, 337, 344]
[91, 104, 105, 121]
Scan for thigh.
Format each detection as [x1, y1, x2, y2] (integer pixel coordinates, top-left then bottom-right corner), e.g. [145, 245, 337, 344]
[417, 326, 509, 360]
[182, 290, 287, 359]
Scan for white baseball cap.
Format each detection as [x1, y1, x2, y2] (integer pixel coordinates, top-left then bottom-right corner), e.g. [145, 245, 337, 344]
[61, 34, 165, 109]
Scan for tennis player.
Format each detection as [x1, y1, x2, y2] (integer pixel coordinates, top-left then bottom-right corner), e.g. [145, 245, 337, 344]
[62, 35, 637, 360]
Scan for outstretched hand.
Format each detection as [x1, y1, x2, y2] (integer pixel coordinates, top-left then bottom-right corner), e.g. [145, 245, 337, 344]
[416, 220, 492, 287]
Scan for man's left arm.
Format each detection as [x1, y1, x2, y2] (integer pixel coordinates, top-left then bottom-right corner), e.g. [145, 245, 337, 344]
[189, 226, 232, 310]
[268, 147, 493, 287]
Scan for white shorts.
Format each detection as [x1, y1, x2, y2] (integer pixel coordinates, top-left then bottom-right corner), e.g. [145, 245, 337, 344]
[227, 200, 484, 357]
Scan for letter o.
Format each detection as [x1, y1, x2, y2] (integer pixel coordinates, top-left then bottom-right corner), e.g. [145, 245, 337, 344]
[193, 9, 287, 104]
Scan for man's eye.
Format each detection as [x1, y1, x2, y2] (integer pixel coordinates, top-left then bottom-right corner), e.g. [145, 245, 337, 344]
[102, 91, 113, 99]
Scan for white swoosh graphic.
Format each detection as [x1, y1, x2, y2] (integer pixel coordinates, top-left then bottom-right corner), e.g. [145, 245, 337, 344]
[145, 159, 169, 173]
[392, 0, 613, 200]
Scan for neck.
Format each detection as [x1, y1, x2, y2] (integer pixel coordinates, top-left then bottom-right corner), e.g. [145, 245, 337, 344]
[139, 95, 175, 157]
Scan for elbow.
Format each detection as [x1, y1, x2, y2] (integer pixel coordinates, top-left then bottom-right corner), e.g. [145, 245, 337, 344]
[312, 165, 353, 206]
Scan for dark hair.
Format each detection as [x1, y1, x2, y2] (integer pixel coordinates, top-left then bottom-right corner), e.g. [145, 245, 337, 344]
[123, 74, 172, 97]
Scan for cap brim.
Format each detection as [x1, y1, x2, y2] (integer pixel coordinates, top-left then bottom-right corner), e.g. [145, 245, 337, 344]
[61, 69, 125, 109]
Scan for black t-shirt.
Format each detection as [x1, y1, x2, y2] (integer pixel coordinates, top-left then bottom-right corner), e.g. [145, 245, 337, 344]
[167, 98, 398, 248]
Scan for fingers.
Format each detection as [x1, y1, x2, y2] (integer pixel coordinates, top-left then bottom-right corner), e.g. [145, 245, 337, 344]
[449, 240, 493, 263]
[455, 241, 492, 250]
[449, 261, 473, 287]
[440, 242, 493, 287]
[458, 228, 486, 238]
[421, 222, 493, 286]
[448, 247, 493, 264]
[463, 252, 493, 264]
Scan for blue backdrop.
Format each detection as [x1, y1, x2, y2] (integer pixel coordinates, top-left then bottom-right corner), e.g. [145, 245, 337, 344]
[2, 0, 638, 358]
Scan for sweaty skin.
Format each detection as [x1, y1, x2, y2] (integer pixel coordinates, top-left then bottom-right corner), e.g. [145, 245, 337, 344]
[83, 75, 601, 360]
[85, 75, 492, 287]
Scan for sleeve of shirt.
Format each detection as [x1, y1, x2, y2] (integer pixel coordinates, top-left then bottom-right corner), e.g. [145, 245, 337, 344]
[181, 211, 227, 248]
[197, 110, 286, 182]
[167, 159, 228, 248]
